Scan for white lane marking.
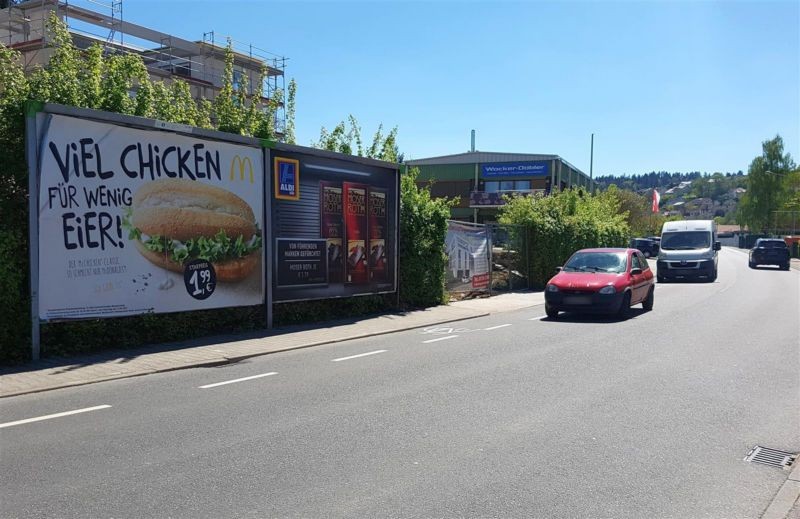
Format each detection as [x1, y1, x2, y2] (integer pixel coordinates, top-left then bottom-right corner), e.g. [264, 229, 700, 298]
[484, 324, 512, 330]
[331, 350, 387, 362]
[0, 404, 112, 429]
[423, 335, 459, 344]
[422, 326, 480, 335]
[198, 372, 277, 389]
[528, 315, 547, 321]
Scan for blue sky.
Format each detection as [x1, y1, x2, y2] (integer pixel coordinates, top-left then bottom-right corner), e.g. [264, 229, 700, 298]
[119, 0, 798, 176]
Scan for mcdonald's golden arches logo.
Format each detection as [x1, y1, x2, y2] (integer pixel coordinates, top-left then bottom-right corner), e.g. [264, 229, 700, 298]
[229, 155, 255, 183]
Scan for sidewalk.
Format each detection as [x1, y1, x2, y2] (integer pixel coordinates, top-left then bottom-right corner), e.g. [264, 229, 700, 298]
[0, 291, 546, 399]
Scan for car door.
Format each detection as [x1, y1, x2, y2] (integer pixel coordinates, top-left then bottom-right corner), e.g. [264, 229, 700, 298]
[630, 253, 648, 303]
[637, 251, 654, 294]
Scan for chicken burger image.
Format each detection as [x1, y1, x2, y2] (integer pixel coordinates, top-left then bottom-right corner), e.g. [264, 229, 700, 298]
[123, 179, 262, 282]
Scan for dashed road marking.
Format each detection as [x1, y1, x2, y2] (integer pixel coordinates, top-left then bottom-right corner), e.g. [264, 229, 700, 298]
[423, 335, 459, 344]
[484, 324, 512, 330]
[0, 405, 112, 429]
[332, 350, 387, 362]
[199, 372, 277, 389]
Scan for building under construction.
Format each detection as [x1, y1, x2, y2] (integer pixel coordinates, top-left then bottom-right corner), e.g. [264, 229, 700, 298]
[0, 0, 286, 133]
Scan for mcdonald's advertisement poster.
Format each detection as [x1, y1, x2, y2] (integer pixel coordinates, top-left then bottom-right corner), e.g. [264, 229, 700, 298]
[36, 114, 264, 320]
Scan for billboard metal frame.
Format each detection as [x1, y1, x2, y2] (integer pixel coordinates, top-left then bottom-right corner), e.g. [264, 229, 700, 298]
[26, 102, 400, 360]
[267, 147, 400, 305]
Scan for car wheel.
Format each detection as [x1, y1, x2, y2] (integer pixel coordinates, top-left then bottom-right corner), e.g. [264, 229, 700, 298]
[642, 287, 654, 311]
[618, 291, 632, 319]
[748, 261, 755, 269]
[545, 304, 559, 319]
[783, 262, 791, 271]
[708, 269, 717, 282]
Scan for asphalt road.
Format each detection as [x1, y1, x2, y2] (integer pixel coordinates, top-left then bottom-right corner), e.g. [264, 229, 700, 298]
[1, 248, 798, 518]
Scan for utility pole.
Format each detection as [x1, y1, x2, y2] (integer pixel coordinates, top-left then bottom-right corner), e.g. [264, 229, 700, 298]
[589, 133, 594, 192]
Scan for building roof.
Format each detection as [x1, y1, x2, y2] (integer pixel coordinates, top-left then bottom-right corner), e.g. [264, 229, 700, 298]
[406, 151, 557, 166]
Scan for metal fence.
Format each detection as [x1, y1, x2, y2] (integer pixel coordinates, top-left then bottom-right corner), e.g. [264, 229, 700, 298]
[486, 223, 529, 292]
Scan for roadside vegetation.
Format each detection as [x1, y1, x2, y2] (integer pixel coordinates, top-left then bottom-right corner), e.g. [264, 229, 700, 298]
[497, 188, 630, 288]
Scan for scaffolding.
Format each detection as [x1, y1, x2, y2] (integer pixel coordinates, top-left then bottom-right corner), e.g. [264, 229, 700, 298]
[1, 0, 287, 134]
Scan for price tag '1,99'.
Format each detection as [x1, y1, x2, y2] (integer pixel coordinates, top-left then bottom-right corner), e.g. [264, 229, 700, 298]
[184, 259, 217, 300]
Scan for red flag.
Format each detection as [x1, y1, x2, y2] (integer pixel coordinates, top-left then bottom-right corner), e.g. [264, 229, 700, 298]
[652, 189, 661, 213]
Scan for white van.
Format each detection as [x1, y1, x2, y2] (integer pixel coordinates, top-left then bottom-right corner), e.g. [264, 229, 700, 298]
[656, 220, 721, 282]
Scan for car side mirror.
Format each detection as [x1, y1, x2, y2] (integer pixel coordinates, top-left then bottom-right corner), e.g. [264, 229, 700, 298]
[555, 266, 563, 272]
[713, 241, 721, 251]
[630, 267, 642, 275]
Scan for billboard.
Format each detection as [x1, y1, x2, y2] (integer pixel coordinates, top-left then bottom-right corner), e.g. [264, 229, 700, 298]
[445, 221, 490, 293]
[270, 151, 398, 303]
[36, 113, 264, 320]
[481, 161, 550, 177]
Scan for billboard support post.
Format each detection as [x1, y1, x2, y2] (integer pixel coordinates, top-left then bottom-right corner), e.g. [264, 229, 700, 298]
[395, 165, 402, 309]
[264, 147, 273, 329]
[25, 103, 41, 360]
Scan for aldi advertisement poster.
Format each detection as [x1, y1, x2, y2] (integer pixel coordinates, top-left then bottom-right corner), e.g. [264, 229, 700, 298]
[37, 114, 264, 320]
[271, 152, 398, 303]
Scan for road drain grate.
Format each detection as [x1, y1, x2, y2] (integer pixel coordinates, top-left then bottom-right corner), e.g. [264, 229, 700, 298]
[744, 446, 797, 469]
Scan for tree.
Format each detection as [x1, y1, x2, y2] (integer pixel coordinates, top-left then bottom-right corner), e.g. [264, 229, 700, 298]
[737, 135, 796, 232]
[604, 186, 665, 236]
[312, 116, 399, 162]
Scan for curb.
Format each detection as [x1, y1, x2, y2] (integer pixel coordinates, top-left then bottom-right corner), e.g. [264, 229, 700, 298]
[0, 312, 490, 399]
[762, 462, 800, 519]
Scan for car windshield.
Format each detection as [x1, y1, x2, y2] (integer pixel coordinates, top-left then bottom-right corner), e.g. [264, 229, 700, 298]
[660, 231, 711, 250]
[563, 252, 627, 273]
[756, 240, 786, 249]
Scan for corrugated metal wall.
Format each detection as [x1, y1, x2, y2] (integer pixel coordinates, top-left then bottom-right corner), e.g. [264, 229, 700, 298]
[415, 163, 474, 181]
[275, 178, 321, 239]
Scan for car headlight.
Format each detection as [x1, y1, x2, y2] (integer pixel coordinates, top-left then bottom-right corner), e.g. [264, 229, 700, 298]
[546, 284, 560, 293]
[598, 285, 616, 295]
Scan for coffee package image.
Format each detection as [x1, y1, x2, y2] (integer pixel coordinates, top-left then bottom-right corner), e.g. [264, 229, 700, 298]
[368, 188, 388, 282]
[320, 181, 344, 283]
[343, 182, 368, 284]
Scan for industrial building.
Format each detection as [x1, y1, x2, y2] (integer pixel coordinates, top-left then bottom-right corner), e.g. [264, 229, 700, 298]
[0, 0, 286, 132]
[406, 151, 593, 223]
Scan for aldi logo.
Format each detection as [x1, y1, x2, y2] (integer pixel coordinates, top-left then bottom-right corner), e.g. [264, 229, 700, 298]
[274, 157, 300, 200]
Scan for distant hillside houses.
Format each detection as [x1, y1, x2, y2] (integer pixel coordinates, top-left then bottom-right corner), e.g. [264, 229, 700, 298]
[664, 181, 693, 195]
[662, 186, 745, 219]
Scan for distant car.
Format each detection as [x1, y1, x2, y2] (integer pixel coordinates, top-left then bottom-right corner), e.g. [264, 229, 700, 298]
[749, 239, 790, 270]
[544, 248, 656, 319]
[629, 238, 659, 258]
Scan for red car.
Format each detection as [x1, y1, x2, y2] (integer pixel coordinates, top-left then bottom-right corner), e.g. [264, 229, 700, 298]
[544, 248, 655, 319]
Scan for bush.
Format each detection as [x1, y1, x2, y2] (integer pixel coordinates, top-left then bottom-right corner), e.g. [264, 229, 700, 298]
[0, 229, 29, 364]
[498, 188, 630, 288]
[398, 168, 454, 307]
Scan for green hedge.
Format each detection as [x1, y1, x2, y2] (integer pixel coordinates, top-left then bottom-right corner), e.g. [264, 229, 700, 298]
[398, 168, 454, 307]
[498, 188, 631, 288]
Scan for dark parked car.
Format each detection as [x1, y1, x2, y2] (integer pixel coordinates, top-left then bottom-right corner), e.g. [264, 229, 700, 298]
[544, 248, 655, 319]
[629, 238, 659, 258]
[749, 239, 791, 270]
